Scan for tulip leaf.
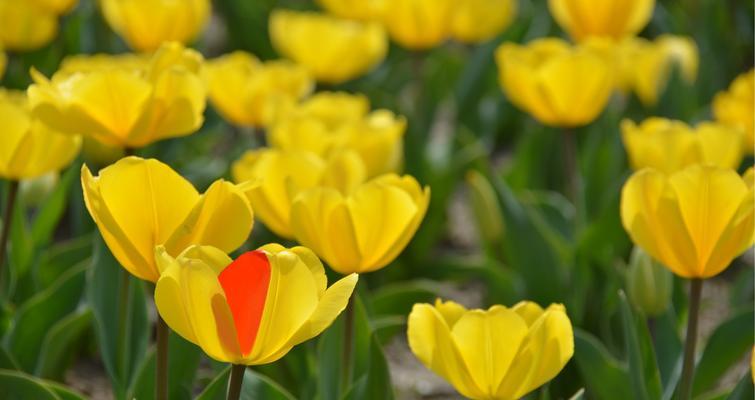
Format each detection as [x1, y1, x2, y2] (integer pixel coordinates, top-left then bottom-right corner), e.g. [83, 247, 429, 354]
[0, 369, 60, 400]
[342, 334, 394, 400]
[0, 346, 19, 370]
[573, 329, 633, 400]
[45, 381, 88, 400]
[86, 235, 149, 400]
[370, 279, 440, 318]
[692, 308, 754, 397]
[31, 162, 78, 249]
[34, 235, 92, 293]
[195, 366, 296, 400]
[618, 291, 663, 400]
[195, 366, 231, 400]
[35, 309, 93, 380]
[127, 331, 203, 400]
[8, 196, 35, 292]
[725, 371, 754, 400]
[653, 311, 683, 399]
[568, 388, 586, 400]
[3, 260, 87, 372]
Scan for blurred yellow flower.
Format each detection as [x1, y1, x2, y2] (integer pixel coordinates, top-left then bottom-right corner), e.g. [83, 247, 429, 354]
[621, 165, 754, 279]
[0, 90, 81, 180]
[28, 42, 206, 149]
[713, 69, 754, 153]
[100, 0, 210, 52]
[32, 0, 78, 14]
[291, 174, 429, 274]
[155, 244, 357, 365]
[378, 0, 453, 49]
[81, 156, 255, 282]
[0, 50, 5, 79]
[495, 38, 614, 127]
[451, 0, 517, 44]
[232, 149, 366, 239]
[316, 0, 382, 21]
[270, 10, 387, 84]
[269, 92, 406, 178]
[0, 0, 58, 51]
[622, 118, 744, 174]
[205, 51, 313, 128]
[549, 0, 655, 41]
[408, 299, 574, 400]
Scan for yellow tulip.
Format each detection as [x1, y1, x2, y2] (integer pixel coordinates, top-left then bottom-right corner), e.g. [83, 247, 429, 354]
[316, 0, 382, 20]
[154, 243, 358, 364]
[28, 42, 206, 149]
[232, 149, 366, 239]
[621, 165, 754, 279]
[290, 174, 429, 274]
[713, 69, 754, 153]
[451, 0, 517, 44]
[205, 51, 313, 128]
[408, 299, 574, 400]
[548, 0, 655, 41]
[81, 156, 255, 282]
[378, 0, 454, 49]
[0, 0, 58, 51]
[270, 10, 387, 84]
[495, 38, 614, 127]
[0, 90, 81, 180]
[31, 0, 78, 14]
[622, 118, 744, 174]
[268, 92, 406, 178]
[100, 0, 210, 52]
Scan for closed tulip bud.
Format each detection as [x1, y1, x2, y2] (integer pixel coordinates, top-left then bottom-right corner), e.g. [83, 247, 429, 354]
[408, 299, 574, 400]
[0, 0, 58, 51]
[451, 0, 517, 44]
[465, 170, 504, 244]
[316, 0, 382, 21]
[205, 51, 313, 128]
[0, 90, 81, 180]
[81, 156, 255, 282]
[621, 165, 754, 279]
[270, 10, 387, 84]
[622, 118, 744, 174]
[378, 0, 453, 49]
[100, 0, 210, 52]
[154, 244, 357, 365]
[19, 172, 58, 207]
[626, 247, 673, 317]
[495, 38, 614, 127]
[232, 149, 366, 239]
[28, 42, 206, 149]
[549, 0, 655, 42]
[291, 174, 430, 274]
[713, 70, 754, 153]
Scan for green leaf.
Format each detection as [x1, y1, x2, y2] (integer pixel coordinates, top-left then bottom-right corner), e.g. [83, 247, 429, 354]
[8, 195, 34, 290]
[573, 329, 633, 400]
[0, 346, 19, 370]
[36, 309, 93, 380]
[86, 235, 149, 400]
[195, 366, 231, 400]
[693, 308, 755, 396]
[241, 369, 296, 400]
[0, 369, 60, 399]
[568, 388, 586, 400]
[343, 334, 394, 400]
[370, 280, 440, 317]
[725, 371, 754, 400]
[653, 310, 682, 399]
[35, 235, 92, 292]
[128, 331, 203, 400]
[31, 162, 78, 248]
[45, 381, 87, 400]
[618, 291, 663, 400]
[3, 260, 88, 372]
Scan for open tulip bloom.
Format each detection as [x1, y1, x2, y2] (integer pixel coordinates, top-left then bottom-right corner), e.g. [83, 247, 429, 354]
[408, 299, 574, 400]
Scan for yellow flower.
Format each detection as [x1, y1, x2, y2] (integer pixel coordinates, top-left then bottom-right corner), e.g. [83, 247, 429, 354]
[290, 174, 429, 274]
[204, 51, 313, 128]
[154, 244, 358, 365]
[100, 0, 210, 52]
[0, 0, 58, 51]
[0, 90, 81, 180]
[548, 0, 655, 42]
[81, 156, 255, 282]
[232, 149, 366, 239]
[495, 38, 614, 127]
[451, 0, 517, 44]
[28, 42, 206, 149]
[713, 69, 754, 153]
[621, 165, 754, 279]
[378, 0, 454, 49]
[622, 118, 744, 174]
[269, 92, 406, 178]
[31, 0, 78, 15]
[408, 299, 574, 400]
[270, 10, 387, 84]
[316, 0, 382, 20]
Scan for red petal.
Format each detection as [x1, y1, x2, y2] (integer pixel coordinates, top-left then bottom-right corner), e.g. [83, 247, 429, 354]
[218, 250, 271, 356]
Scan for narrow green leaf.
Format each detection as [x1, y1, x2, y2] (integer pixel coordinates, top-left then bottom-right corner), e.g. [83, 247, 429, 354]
[343, 334, 394, 400]
[725, 371, 754, 400]
[573, 329, 633, 400]
[31, 162, 78, 248]
[370, 280, 440, 317]
[127, 331, 203, 400]
[241, 369, 296, 400]
[618, 291, 663, 400]
[36, 309, 93, 380]
[0, 369, 60, 400]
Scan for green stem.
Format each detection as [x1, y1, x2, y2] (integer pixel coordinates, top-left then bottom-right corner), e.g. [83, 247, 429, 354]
[156, 314, 169, 400]
[116, 269, 132, 378]
[227, 364, 246, 400]
[340, 293, 355, 395]
[678, 279, 703, 400]
[0, 180, 19, 296]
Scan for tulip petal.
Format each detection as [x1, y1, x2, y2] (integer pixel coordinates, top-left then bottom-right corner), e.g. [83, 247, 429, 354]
[6, 120, 81, 179]
[511, 301, 545, 326]
[433, 299, 467, 327]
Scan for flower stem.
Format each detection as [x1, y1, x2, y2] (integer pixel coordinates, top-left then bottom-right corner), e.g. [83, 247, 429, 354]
[0, 180, 19, 297]
[340, 293, 355, 395]
[116, 269, 132, 378]
[156, 314, 169, 400]
[227, 364, 246, 400]
[678, 278, 703, 400]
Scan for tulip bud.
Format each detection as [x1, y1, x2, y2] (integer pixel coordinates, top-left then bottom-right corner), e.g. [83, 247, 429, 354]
[626, 246, 673, 317]
[465, 170, 504, 245]
[19, 172, 58, 207]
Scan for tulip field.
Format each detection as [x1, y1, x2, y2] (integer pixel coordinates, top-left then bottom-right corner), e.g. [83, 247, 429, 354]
[1, 0, 754, 399]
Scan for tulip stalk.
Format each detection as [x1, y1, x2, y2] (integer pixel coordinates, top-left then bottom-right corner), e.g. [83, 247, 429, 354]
[340, 293, 355, 394]
[678, 279, 703, 400]
[0, 180, 19, 295]
[227, 364, 245, 400]
[156, 315, 169, 400]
